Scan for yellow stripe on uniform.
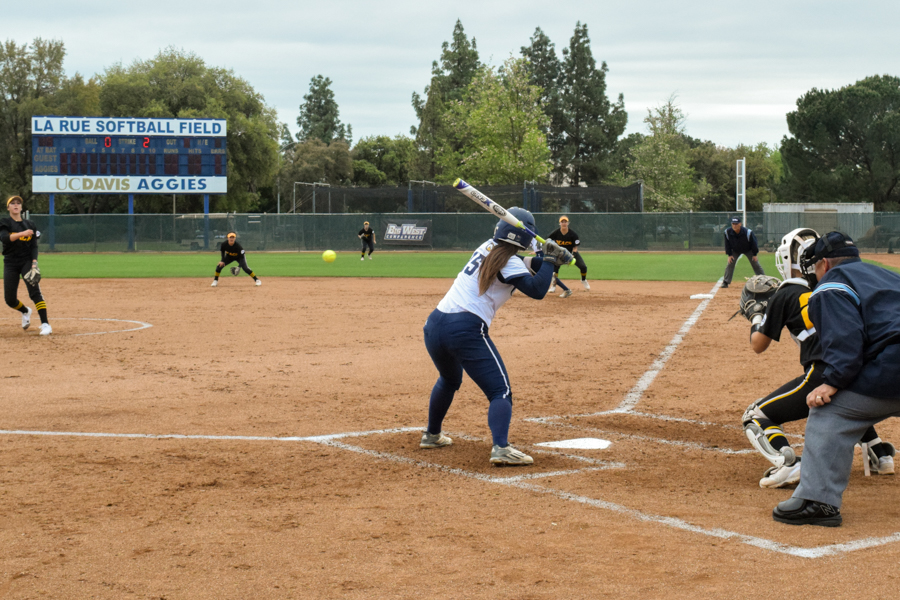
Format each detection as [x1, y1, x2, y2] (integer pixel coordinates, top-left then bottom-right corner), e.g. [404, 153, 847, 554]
[758, 363, 816, 410]
[35, 301, 46, 310]
[799, 292, 814, 330]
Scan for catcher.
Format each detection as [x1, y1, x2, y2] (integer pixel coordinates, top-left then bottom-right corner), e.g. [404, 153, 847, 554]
[0, 196, 51, 335]
[211, 232, 260, 287]
[739, 228, 893, 488]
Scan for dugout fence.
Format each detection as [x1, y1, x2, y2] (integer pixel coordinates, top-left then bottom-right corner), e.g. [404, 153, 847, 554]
[26, 211, 900, 253]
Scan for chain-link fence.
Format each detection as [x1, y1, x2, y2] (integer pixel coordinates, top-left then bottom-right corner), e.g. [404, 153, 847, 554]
[27, 211, 900, 253]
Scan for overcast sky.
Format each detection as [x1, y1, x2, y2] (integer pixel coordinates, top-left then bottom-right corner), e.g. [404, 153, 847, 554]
[5, 0, 899, 148]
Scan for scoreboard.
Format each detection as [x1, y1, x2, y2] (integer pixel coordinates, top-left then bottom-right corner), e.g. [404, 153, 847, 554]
[31, 116, 227, 194]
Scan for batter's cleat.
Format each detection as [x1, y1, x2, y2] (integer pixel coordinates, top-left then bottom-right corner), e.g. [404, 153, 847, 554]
[420, 431, 452, 449]
[490, 445, 533, 466]
[211, 280, 218, 287]
[39, 323, 52, 336]
[21, 307, 32, 330]
[255, 279, 262, 286]
[773, 498, 841, 527]
[548, 283, 556, 293]
[722, 282, 730, 288]
[760, 459, 802, 488]
[582, 280, 590, 291]
[560, 289, 573, 298]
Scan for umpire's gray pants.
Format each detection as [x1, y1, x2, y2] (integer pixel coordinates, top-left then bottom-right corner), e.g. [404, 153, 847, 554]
[722, 253, 765, 284]
[793, 390, 900, 508]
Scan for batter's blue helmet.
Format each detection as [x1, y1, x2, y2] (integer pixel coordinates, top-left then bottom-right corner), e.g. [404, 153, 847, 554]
[493, 207, 536, 249]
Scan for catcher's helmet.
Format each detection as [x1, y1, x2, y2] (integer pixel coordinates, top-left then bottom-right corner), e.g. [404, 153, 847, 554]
[493, 207, 536, 249]
[775, 228, 818, 282]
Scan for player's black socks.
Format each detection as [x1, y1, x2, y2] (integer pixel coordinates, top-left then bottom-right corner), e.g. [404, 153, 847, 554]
[35, 300, 47, 324]
[14, 300, 27, 314]
[754, 418, 790, 451]
[250, 271, 257, 280]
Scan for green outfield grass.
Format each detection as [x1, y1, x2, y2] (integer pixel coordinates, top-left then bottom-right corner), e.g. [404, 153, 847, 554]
[34, 251, 783, 281]
[32, 251, 900, 281]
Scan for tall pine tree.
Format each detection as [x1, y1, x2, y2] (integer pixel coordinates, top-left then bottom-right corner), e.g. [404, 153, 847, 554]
[521, 27, 564, 177]
[410, 20, 481, 179]
[557, 22, 627, 185]
[297, 75, 351, 145]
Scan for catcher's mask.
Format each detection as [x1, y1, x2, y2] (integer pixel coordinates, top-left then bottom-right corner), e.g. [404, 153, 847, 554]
[800, 231, 859, 277]
[776, 228, 818, 282]
[493, 207, 536, 249]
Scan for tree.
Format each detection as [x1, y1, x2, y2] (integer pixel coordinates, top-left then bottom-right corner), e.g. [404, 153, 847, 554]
[780, 75, 900, 209]
[630, 98, 697, 211]
[437, 57, 551, 185]
[296, 75, 351, 145]
[0, 39, 65, 202]
[351, 135, 415, 186]
[99, 48, 281, 213]
[410, 20, 481, 180]
[557, 22, 627, 185]
[277, 139, 352, 209]
[520, 28, 564, 176]
[690, 142, 782, 211]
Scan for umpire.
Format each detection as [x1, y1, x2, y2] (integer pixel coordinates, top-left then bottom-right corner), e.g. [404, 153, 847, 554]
[773, 232, 900, 527]
[722, 216, 764, 288]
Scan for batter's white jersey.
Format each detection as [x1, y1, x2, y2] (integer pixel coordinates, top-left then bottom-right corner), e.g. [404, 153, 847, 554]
[436, 239, 531, 327]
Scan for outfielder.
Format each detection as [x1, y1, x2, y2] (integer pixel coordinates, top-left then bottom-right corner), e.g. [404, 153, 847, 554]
[358, 221, 375, 260]
[741, 229, 892, 489]
[1, 196, 51, 335]
[420, 207, 573, 465]
[546, 216, 589, 298]
[211, 232, 260, 287]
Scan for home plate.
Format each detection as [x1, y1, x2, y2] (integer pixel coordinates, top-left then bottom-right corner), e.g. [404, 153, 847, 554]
[690, 293, 714, 299]
[535, 438, 612, 450]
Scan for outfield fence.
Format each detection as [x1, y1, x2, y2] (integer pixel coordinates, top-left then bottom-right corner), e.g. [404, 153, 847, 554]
[26, 211, 900, 253]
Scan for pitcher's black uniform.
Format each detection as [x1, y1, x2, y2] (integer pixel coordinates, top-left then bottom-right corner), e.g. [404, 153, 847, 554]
[1, 216, 49, 327]
[546, 227, 588, 280]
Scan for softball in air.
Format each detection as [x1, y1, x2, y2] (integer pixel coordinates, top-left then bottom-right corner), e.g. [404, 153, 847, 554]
[322, 250, 337, 263]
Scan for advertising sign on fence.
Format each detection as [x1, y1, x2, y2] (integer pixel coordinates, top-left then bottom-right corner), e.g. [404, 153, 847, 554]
[382, 220, 432, 245]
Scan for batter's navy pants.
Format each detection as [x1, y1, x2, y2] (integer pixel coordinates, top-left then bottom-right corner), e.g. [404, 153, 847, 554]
[423, 308, 513, 447]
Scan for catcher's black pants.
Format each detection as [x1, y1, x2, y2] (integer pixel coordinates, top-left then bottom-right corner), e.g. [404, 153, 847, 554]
[361, 239, 374, 255]
[217, 255, 253, 276]
[553, 252, 588, 278]
[4, 259, 43, 310]
[749, 361, 880, 449]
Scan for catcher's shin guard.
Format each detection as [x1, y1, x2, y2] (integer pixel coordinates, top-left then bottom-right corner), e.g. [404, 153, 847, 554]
[744, 422, 796, 468]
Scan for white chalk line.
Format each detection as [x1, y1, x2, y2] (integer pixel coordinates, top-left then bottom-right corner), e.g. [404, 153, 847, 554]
[0, 426, 422, 443]
[6, 317, 154, 337]
[311, 437, 900, 559]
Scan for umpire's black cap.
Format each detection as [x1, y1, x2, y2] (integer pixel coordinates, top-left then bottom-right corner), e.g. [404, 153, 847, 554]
[802, 231, 860, 266]
[731, 217, 741, 224]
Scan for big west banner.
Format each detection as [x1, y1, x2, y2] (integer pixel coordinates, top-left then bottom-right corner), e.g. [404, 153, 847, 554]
[382, 220, 433, 246]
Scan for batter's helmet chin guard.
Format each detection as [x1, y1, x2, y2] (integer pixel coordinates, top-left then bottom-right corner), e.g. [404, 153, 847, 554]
[493, 207, 536, 249]
[776, 228, 819, 282]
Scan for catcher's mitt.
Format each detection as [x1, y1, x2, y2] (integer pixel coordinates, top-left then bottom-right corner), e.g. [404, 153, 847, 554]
[541, 241, 574, 267]
[730, 275, 780, 326]
[230, 265, 240, 276]
[23, 266, 41, 286]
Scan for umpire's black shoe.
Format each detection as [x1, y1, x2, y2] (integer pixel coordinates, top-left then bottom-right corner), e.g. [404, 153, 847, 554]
[773, 498, 842, 527]
[721, 282, 729, 288]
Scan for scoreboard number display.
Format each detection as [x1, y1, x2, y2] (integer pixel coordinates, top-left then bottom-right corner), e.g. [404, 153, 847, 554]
[31, 116, 227, 194]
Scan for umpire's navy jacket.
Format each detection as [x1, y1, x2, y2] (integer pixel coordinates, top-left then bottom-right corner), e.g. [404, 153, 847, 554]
[809, 258, 900, 399]
[724, 226, 759, 257]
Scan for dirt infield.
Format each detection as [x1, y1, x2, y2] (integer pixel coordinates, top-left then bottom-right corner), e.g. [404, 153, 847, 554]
[2, 274, 899, 599]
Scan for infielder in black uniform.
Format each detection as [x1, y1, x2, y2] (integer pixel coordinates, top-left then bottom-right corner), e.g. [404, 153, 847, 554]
[358, 221, 375, 260]
[211, 232, 260, 287]
[546, 216, 589, 298]
[743, 229, 891, 488]
[1, 196, 51, 335]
